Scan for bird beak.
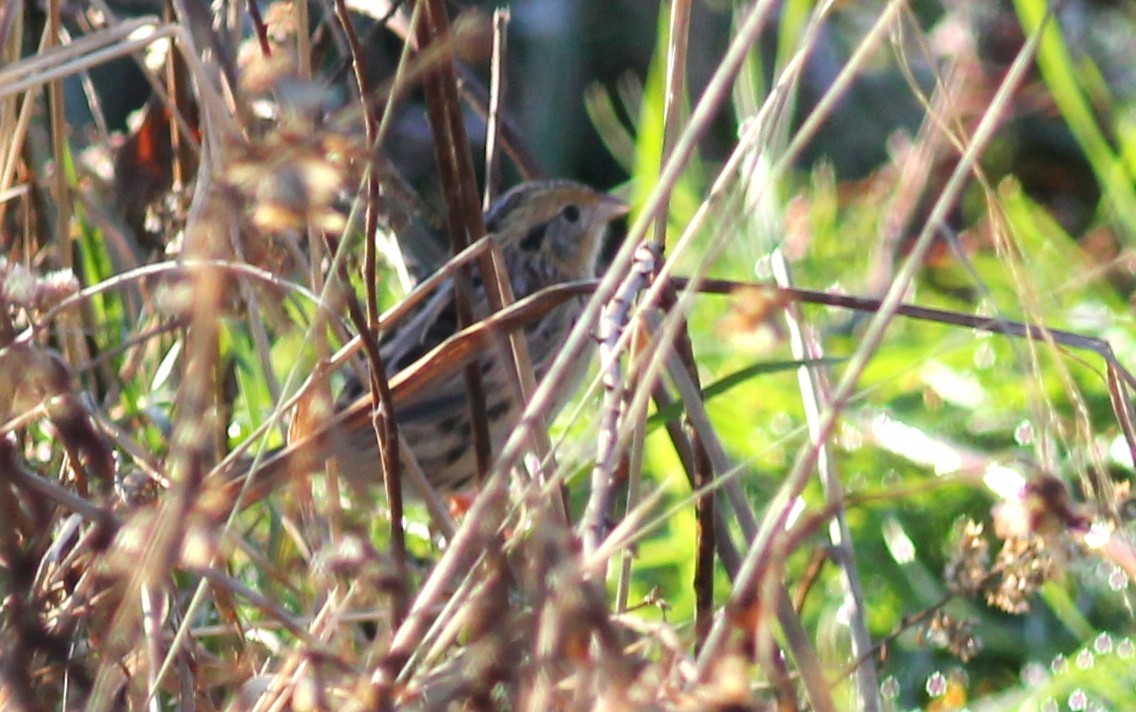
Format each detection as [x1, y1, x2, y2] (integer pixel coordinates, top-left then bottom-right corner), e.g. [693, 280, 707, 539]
[595, 193, 630, 224]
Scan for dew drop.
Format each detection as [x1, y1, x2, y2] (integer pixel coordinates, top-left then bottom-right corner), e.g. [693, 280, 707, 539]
[1021, 661, 1047, 686]
[1117, 638, 1134, 658]
[973, 342, 996, 369]
[880, 676, 899, 699]
[1108, 566, 1129, 591]
[1094, 633, 1113, 655]
[770, 411, 792, 436]
[1051, 654, 1068, 674]
[925, 671, 947, 697]
[881, 469, 902, 488]
[1014, 419, 1034, 446]
[754, 255, 774, 280]
[1075, 649, 1094, 670]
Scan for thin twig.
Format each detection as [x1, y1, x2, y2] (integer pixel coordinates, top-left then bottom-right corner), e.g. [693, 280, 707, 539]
[770, 250, 880, 710]
[415, 0, 495, 483]
[482, 9, 509, 210]
[332, 0, 408, 626]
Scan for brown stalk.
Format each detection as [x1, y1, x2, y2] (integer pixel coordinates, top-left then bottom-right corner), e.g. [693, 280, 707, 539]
[87, 226, 228, 712]
[165, 6, 198, 201]
[770, 256, 871, 709]
[6, 453, 117, 531]
[689, 278, 1136, 385]
[646, 312, 805, 708]
[44, 0, 97, 405]
[333, 0, 408, 626]
[377, 477, 510, 694]
[470, 13, 560, 499]
[414, 0, 495, 483]
[649, 0, 722, 654]
[482, 8, 509, 209]
[244, 0, 271, 57]
[90, 20, 240, 696]
[410, 3, 559, 518]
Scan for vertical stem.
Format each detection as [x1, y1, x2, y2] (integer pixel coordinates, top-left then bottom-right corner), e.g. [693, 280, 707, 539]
[483, 9, 510, 210]
[414, 0, 494, 481]
[655, 0, 715, 651]
[333, 0, 408, 624]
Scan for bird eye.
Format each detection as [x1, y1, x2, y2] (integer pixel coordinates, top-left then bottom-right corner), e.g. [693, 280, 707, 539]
[561, 205, 581, 223]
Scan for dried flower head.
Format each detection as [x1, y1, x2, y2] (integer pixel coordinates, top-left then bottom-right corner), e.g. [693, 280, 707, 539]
[921, 610, 982, 662]
[945, 518, 990, 597]
[986, 534, 1055, 614]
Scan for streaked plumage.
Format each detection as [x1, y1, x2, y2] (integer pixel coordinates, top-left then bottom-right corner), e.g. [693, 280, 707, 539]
[224, 180, 626, 503]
